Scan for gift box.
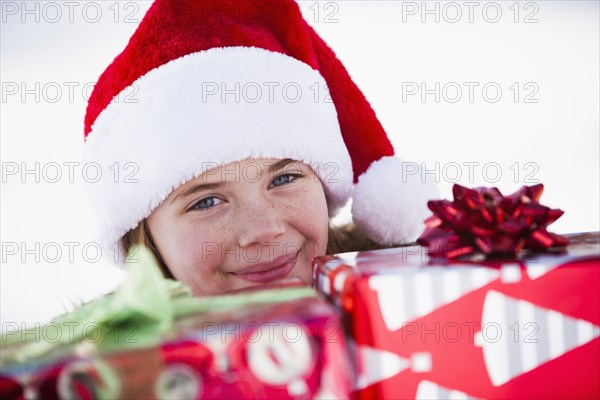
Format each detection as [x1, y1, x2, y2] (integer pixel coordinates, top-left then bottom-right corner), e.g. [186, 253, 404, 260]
[1, 248, 353, 399]
[313, 232, 600, 399]
[157, 292, 353, 399]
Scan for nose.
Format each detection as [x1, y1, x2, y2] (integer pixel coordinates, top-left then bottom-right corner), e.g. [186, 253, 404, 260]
[236, 200, 286, 248]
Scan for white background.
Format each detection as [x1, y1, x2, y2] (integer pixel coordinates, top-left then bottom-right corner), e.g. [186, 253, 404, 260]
[1, 0, 599, 331]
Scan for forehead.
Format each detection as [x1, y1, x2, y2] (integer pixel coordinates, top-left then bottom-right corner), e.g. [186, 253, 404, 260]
[198, 158, 305, 181]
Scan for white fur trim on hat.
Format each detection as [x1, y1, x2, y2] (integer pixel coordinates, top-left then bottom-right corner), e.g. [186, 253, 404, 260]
[351, 156, 440, 245]
[83, 46, 353, 260]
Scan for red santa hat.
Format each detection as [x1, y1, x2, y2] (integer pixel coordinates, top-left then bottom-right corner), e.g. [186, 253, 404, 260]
[83, 0, 438, 257]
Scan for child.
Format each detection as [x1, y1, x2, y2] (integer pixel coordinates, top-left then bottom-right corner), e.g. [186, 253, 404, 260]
[82, 0, 437, 295]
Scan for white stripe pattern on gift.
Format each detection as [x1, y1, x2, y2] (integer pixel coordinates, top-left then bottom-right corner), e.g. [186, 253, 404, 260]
[523, 242, 600, 280]
[354, 345, 432, 390]
[317, 254, 359, 300]
[369, 266, 499, 331]
[479, 290, 600, 386]
[415, 380, 479, 400]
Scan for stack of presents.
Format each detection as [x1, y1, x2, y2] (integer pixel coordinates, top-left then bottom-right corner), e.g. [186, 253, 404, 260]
[2, 185, 599, 399]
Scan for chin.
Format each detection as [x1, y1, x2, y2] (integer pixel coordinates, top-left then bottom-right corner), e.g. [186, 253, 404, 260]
[290, 261, 314, 285]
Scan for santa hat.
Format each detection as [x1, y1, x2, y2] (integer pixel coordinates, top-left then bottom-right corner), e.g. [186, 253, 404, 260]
[83, 0, 438, 259]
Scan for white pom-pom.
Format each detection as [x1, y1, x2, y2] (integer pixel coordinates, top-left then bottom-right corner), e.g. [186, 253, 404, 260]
[351, 156, 440, 245]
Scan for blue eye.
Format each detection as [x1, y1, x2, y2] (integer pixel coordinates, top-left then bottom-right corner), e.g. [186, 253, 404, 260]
[271, 173, 300, 187]
[190, 196, 221, 211]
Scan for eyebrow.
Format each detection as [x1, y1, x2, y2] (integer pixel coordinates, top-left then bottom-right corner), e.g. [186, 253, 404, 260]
[170, 158, 298, 205]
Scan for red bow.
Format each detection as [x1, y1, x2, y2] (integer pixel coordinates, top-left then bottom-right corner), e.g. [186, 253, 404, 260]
[417, 184, 568, 260]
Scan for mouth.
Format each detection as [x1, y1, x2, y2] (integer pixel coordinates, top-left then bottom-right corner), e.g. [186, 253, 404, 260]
[229, 250, 300, 284]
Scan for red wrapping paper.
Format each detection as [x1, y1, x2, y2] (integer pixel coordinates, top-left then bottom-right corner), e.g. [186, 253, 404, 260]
[160, 296, 353, 399]
[313, 232, 600, 399]
[1, 289, 352, 399]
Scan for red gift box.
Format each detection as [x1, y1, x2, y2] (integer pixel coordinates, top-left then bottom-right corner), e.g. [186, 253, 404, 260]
[313, 232, 600, 399]
[1, 287, 353, 399]
[160, 295, 353, 399]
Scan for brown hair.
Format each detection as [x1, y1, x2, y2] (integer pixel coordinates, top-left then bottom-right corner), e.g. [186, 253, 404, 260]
[122, 219, 389, 279]
[122, 219, 174, 279]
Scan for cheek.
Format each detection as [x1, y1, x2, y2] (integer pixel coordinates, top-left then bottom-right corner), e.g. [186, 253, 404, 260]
[180, 223, 234, 271]
[287, 184, 329, 248]
[148, 214, 228, 277]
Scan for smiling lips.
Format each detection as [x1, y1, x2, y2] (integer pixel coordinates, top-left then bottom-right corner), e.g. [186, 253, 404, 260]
[230, 250, 300, 283]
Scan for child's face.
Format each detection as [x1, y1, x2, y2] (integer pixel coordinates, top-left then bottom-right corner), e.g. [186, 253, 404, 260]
[147, 158, 330, 295]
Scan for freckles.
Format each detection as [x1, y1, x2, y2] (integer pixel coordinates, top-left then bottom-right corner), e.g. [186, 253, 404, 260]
[191, 218, 235, 259]
[284, 185, 326, 220]
[287, 199, 321, 231]
[283, 200, 308, 221]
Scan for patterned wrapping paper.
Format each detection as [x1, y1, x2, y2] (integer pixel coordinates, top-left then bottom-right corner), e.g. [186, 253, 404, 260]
[0, 287, 353, 400]
[313, 232, 600, 399]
